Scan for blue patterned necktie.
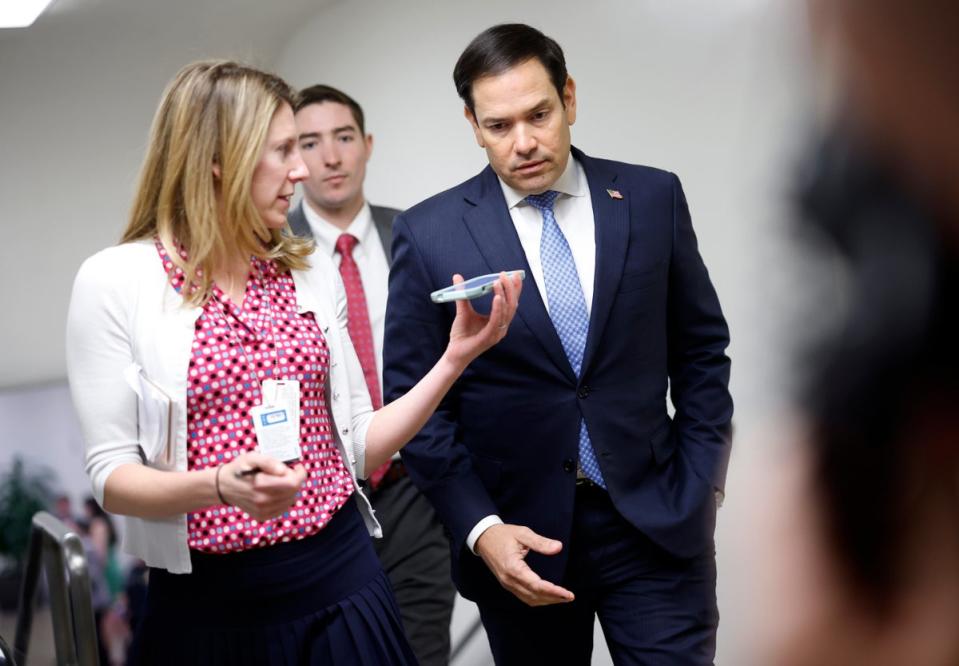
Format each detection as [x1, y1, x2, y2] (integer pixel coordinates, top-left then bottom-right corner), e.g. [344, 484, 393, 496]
[526, 191, 606, 488]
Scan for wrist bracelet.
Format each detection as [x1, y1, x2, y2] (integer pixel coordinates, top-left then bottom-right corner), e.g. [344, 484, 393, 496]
[215, 464, 228, 505]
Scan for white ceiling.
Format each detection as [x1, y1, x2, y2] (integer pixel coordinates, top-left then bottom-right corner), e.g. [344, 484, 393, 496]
[1, 0, 329, 56]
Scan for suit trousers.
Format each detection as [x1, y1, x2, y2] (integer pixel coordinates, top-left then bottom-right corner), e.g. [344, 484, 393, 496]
[476, 483, 719, 666]
[371, 472, 457, 666]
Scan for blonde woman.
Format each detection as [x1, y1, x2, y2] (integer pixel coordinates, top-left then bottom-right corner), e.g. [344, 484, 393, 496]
[66, 61, 521, 665]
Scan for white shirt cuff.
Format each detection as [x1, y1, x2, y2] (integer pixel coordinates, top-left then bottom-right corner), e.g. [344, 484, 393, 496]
[466, 515, 503, 554]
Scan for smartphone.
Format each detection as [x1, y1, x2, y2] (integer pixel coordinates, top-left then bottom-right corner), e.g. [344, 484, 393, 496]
[430, 270, 525, 303]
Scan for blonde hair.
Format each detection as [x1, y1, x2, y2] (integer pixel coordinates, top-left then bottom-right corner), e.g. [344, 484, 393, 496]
[122, 60, 312, 305]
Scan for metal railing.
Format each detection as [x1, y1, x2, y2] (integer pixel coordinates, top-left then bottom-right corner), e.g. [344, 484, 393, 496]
[13, 511, 99, 666]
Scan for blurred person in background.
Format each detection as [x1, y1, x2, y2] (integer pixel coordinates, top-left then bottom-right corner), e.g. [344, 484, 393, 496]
[53, 494, 79, 531]
[78, 497, 127, 665]
[66, 60, 520, 665]
[757, 1, 959, 664]
[81, 497, 123, 600]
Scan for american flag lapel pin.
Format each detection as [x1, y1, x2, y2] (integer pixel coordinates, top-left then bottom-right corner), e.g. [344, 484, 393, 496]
[606, 189, 623, 200]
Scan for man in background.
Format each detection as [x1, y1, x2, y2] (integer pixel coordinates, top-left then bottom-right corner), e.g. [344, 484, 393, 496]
[289, 84, 456, 666]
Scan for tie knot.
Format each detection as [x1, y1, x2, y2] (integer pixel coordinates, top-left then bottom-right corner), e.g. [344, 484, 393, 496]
[525, 190, 560, 213]
[335, 233, 358, 255]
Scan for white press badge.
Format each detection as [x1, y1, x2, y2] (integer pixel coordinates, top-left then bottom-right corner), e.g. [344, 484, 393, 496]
[252, 379, 301, 462]
[264, 379, 300, 436]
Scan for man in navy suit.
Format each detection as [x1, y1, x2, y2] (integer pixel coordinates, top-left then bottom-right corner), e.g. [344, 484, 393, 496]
[384, 23, 733, 665]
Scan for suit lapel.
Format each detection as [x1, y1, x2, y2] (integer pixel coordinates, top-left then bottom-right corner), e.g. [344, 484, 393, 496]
[462, 167, 577, 383]
[287, 202, 311, 238]
[370, 205, 394, 262]
[577, 149, 629, 375]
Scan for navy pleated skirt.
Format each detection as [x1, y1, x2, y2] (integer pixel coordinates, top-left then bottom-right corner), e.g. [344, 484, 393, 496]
[129, 497, 418, 665]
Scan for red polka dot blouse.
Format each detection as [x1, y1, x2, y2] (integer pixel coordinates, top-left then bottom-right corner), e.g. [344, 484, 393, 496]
[156, 240, 355, 554]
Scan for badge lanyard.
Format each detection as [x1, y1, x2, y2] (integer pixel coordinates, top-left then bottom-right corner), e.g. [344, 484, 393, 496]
[211, 268, 301, 463]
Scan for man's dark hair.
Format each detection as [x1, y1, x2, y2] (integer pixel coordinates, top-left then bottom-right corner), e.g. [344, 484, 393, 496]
[294, 84, 366, 135]
[453, 23, 568, 117]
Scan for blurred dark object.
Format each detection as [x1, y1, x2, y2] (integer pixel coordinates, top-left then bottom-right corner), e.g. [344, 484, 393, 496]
[123, 562, 148, 665]
[0, 457, 56, 611]
[797, 126, 959, 609]
[53, 495, 80, 533]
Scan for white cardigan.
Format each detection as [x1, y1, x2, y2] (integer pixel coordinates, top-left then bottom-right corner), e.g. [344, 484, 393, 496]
[66, 240, 381, 573]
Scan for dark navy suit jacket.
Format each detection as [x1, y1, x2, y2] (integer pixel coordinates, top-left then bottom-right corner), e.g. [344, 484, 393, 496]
[383, 147, 733, 602]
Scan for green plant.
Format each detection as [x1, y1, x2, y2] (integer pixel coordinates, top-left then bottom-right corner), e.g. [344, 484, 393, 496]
[0, 455, 56, 572]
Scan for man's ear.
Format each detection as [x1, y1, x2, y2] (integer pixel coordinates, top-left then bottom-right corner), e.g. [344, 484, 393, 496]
[563, 75, 577, 126]
[465, 106, 485, 148]
[364, 132, 374, 161]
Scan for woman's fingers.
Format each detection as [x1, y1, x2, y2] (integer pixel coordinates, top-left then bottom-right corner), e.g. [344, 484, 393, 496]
[452, 274, 468, 320]
[253, 465, 305, 494]
[220, 456, 305, 520]
[492, 272, 521, 334]
[240, 451, 289, 476]
[452, 272, 486, 323]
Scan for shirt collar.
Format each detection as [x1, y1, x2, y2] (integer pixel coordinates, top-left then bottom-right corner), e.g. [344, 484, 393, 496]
[498, 153, 586, 210]
[153, 235, 278, 294]
[251, 254, 278, 279]
[302, 200, 373, 256]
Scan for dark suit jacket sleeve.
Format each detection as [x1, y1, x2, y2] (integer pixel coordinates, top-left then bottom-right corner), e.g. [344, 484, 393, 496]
[383, 213, 499, 552]
[667, 173, 734, 491]
[287, 201, 311, 238]
[370, 205, 400, 260]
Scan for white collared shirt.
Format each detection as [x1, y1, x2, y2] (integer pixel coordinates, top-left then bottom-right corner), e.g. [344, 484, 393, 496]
[467, 154, 597, 554]
[302, 201, 390, 393]
[498, 155, 595, 316]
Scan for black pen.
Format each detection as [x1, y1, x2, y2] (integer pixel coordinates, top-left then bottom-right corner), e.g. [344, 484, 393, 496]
[234, 466, 261, 478]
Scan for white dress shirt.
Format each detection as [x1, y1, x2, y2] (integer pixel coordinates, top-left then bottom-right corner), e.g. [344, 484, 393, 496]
[302, 201, 391, 394]
[501, 156, 595, 316]
[466, 155, 597, 553]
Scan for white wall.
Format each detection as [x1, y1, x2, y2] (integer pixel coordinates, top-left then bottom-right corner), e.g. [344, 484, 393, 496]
[276, 1, 812, 664]
[0, 383, 87, 502]
[0, 0, 323, 388]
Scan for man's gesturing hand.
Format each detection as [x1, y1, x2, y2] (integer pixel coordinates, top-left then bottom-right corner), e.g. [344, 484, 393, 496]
[474, 523, 575, 606]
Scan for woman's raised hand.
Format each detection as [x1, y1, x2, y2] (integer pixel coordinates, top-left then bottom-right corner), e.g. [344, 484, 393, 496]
[445, 272, 523, 368]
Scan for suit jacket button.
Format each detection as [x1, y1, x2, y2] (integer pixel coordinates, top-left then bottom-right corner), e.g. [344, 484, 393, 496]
[562, 459, 575, 473]
[577, 385, 590, 399]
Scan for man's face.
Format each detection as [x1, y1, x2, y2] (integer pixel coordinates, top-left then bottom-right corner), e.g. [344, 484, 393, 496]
[467, 58, 576, 196]
[295, 101, 372, 215]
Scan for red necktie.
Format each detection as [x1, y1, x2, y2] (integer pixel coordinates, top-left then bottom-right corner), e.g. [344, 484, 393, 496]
[335, 233, 391, 487]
